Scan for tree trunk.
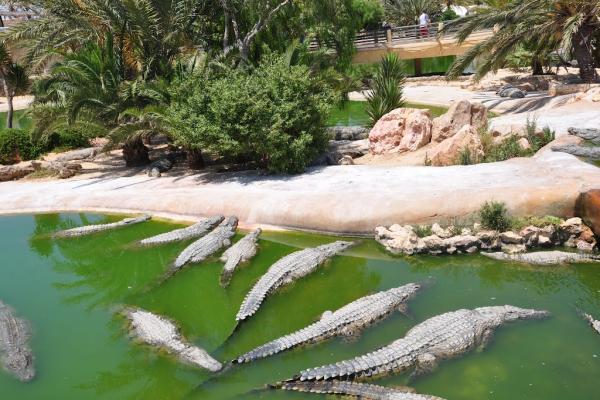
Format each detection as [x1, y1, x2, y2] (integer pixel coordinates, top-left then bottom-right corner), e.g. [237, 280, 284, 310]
[122, 135, 150, 167]
[414, 59, 422, 76]
[531, 57, 544, 76]
[573, 25, 598, 83]
[6, 94, 13, 129]
[186, 148, 205, 170]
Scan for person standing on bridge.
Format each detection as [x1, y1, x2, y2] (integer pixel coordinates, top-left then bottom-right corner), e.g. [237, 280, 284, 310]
[419, 12, 430, 38]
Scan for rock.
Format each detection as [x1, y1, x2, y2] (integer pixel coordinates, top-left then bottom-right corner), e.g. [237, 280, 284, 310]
[0, 162, 34, 182]
[369, 108, 433, 155]
[516, 83, 535, 92]
[148, 168, 162, 178]
[497, 85, 526, 98]
[444, 235, 480, 250]
[429, 125, 484, 166]
[499, 231, 523, 244]
[537, 235, 552, 247]
[477, 230, 500, 250]
[517, 138, 531, 151]
[538, 225, 558, 246]
[432, 100, 488, 143]
[58, 168, 77, 179]
[328, 139, 369, 163]
[559, 217, 585, 237]
[147, 157, 174, 177]
[579, 226, 596, 244]
[576, 190, 600, 238]
[577, 240, 595, 252]
[327, 126, 370, 141]
[466, 246, 479, 253]
[473, 223, 481, 232]
[501, 243, 527, 254]
[375, 225, 422, 255]
[519, 226, 540, 247]
[431, 223, 453, 239]
[421, 235, 446, 253]
[338, 155, 354, 165]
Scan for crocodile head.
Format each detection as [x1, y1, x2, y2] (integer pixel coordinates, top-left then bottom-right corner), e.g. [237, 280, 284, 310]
[389, 283, 421, 301]
[476, 305, 550, 323]
[5, 349, 35, 382]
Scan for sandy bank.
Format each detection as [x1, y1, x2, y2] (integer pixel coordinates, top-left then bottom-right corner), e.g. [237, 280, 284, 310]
[1, 151, 598, 234]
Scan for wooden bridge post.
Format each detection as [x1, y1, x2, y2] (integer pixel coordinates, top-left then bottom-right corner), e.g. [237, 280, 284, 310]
[386, 27, 392, 45]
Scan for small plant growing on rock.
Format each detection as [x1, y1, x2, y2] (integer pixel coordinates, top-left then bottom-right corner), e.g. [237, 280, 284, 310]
[414, 225, 433, 238]
[479, 201, 511, 232]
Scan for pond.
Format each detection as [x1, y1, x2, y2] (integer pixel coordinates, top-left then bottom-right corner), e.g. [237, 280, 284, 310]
[327, 101, 448, 127]
[1, 213, 600, 400]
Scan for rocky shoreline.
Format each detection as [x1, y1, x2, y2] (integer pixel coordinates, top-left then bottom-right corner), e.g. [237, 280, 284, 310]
[375, 217, 597, 256]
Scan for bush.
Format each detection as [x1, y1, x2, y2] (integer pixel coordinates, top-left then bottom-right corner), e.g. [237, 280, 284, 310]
[0, 128, 40, 164]
[47, 127, 91, 151]
[168, 55, 336, 174]
[480, 123, 555, 163]
[366, 53, 406, 126]
[479, 201, 511, 232]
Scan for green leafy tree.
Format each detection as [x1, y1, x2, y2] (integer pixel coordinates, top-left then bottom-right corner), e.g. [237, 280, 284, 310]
[167, 54, 336, 173]
[447, 0, 600, 83]
[0, 43, 30, 128]
[384, 0, 441, 25]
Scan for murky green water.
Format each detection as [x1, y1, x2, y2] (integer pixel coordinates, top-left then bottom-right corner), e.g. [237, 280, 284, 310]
[327, 101, 448, 127]
[1, 213, 600, 400]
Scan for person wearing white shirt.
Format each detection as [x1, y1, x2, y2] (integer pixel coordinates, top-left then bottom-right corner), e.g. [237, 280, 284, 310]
[419, 12, 430, 37]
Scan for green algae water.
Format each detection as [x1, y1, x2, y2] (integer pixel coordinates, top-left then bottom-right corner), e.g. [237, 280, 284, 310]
[1, 213, 600, 400]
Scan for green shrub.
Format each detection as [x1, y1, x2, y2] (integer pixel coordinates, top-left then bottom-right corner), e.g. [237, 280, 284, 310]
[457, 147, 475, 165]
[480, 124, 555, 164]
[414, 224, 433, 237]
[366, 53, 406, 126]
[168, 55, 336, 174]
[511, 215, 563, 230]
[0, 128, 40, 164]
[479, 201, 511, 232]
[46, 127, 92, 151]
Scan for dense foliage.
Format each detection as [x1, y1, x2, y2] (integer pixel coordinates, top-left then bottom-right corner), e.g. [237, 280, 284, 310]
[0, 128, 39, 164]
[479, 200, 511, 231]
[168, 55, 336, 173]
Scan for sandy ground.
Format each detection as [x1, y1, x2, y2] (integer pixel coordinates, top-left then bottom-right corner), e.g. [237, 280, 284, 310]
[1, 148, 599, 234]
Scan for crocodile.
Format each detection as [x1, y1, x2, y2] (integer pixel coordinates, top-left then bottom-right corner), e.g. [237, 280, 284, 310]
[234, 283, 421, 364]
[277, 381, 445, 400]
[124, 307, 222, 372]
[236, 241, 355, 323]
[292, 305, 549, 382]
[581, 312, 600, 335]
[0, 300, 35, 382]
[220, 228, 262, 287]
[482, 251, 600, 265]
[54, 215, 151, 238]
[171, 217, 238, 275]
[139, 216, 224, 246]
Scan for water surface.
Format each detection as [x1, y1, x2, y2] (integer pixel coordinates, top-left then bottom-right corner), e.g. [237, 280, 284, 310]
[1, 213, 599, 400]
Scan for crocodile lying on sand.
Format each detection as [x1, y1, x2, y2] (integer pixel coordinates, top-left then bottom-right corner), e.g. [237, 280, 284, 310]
[0, 300, 35, 382]
[124, 307, 222, 372]
[171, 217, 238, 275]
[236, 241, 355, 323]
[482, 251, 600, 265]
[291, 305, 549, 382]
[139, 216, 224, 246]
[234, 283, 421, 364]
[581, 312, 600, 335]
[54, 215, 151, 238]
[277, 381, 445, 400]
[220, 228, 262, 287]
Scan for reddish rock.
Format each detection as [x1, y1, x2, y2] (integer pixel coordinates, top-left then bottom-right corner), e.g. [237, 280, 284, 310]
[432, 100, 488, 143]
[369, 108, 433, 155]
[428, 125, 484, 166]
[576, 190, 600, 238]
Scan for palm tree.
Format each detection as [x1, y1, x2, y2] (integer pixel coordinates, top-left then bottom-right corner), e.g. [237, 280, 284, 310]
[0, 43, 30, 128]
[446, 0, 600, 83]
[384, 0, 441, 25]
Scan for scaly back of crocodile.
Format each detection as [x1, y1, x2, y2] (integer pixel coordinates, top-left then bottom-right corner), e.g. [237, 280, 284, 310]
[235, 241, 354, 322]
[173, 217, 238, 270]
[0, 300, 35, 382]
[234, 284, 420, 363]
[139, 216, 224, 246]
[54, 215, 151, 237]
[278, 381, 445, 400]
[220, 228, 262, 286]
[295, 306, 549, 381]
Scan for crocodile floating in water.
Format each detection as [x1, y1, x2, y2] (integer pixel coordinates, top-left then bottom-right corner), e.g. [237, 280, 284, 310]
[234, 283, 421, 364]
[482, 251, 600, 265]
[139, 216, 224, 246]
[0, 300, 35, 382]
[236, 241, 355, 323]
[277, 381, 445, 400]
[581, 312, 600, 335]
[171, 217, 238, 275]
[291, 305, 549, 382]
[54, 215, 151, 238]
[220, 228, 262, 287]
[124, 307, 222, 372]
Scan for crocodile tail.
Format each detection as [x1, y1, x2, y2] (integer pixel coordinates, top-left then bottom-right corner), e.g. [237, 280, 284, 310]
[220, 254, 242, 287]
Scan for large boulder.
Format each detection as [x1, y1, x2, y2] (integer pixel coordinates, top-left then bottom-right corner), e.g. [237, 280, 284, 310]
[432, 100, 488, 143]
[428, 125, 484, 166]
[369, 108, 433, 155]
